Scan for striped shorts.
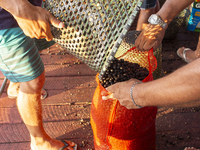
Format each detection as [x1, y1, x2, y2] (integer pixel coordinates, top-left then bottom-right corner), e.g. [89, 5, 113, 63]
[0, 27, 44, 82]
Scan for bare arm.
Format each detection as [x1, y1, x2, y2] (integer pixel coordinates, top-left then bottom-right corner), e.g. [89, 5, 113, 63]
[135, 0, 194, 51]
[102, 59, 200, 109]
[137, 59, 200, 107]
[0, 0, 64, 41]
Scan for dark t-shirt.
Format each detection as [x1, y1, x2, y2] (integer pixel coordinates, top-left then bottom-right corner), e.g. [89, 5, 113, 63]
[0, 0, 42, 30]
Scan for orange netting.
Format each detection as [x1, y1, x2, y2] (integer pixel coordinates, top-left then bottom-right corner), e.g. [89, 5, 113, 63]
[90, 47, 158, 150]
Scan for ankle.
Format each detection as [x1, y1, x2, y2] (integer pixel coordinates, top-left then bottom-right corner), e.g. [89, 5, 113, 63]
[31, 136, 52, 150]
[31, 137, 65, 150]
[31, 132, 51, 143]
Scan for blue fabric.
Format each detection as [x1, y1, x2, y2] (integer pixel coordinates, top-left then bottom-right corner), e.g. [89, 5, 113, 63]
[0, 27, 44, 82]
[0, 0, 42, 30]
[141, 0, 157, 9]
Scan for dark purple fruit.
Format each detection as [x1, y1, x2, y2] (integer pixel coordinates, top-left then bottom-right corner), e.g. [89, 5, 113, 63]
[100, 58, 149, 88]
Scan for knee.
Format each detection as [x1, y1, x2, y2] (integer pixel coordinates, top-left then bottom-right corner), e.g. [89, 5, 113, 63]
[20, 71, 45, 94]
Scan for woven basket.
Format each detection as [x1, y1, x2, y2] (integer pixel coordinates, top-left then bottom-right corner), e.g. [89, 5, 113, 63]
[116, 30, 162, 79]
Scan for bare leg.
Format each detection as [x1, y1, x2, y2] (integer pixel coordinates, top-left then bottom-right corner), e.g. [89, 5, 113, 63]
[7, 50, 45, 99]
[136, 0, 160, 31]
[16, 71, 75, 150]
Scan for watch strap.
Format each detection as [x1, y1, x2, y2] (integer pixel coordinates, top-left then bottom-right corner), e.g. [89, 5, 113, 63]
[149, 14, 167, 29]
[157, 15, 167, 29]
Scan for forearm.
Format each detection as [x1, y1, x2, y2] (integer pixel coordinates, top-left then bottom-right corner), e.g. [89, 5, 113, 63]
[0, 0, 30, 15]
[173, 99, 200, 108]
[134, 59, 200, 107]
[157, 0, 194, 25]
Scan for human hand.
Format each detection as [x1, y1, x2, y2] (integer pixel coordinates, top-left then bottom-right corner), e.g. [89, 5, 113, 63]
[13, 2, 64, 41]
[101, 79, 142, 109]
[135, 24, 166, 51]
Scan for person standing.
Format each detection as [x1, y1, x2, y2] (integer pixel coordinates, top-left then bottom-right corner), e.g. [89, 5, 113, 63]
[0, 0, 77, 149]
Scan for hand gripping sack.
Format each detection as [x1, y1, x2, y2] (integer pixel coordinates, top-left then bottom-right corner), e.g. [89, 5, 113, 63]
[90, 47, 157, 150]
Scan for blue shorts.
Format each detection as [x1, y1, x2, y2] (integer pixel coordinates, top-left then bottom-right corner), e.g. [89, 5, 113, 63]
[0, 27, 44, 82]
[141, 0, 157, 9]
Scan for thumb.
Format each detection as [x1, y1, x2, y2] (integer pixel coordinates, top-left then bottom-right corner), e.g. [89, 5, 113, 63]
[49, 15, 64, 28]
[101, 90, 108, 96]
[102, 93, 115, 100]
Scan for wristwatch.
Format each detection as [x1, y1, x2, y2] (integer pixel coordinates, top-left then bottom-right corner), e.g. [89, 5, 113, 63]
[148, 14, 167, 29]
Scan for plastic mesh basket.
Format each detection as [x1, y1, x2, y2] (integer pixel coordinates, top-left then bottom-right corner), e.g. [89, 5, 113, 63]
[42, 0, 144, 80]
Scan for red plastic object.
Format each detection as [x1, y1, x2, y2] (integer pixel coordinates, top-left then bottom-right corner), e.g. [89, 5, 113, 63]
[90, 47, 158, 150]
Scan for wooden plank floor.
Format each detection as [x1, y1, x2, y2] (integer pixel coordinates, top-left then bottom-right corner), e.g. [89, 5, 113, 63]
[155, 23, 200, 149]
[0, 23, 200, 150]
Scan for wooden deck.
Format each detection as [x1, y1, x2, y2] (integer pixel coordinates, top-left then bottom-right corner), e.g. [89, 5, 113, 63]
[0, 20, 200, 150]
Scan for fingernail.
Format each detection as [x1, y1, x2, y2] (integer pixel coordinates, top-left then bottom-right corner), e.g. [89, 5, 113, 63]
[58, 22, 64, 28]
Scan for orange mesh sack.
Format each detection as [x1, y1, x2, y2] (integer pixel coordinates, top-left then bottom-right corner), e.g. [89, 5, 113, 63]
[90, 47, 158, 150]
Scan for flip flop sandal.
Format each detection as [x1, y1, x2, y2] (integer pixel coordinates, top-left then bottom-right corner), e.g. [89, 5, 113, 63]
[59, 140, 77, 150]
[41, 88, 48, 99]
[184, 147, 200, 150]
[177, 48, 191, 63]
[8, 88, 48, 100]
[30, 140, 77, 150]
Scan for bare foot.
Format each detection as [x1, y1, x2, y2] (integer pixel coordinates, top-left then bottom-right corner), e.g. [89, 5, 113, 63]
[177, 47, 200, 63]
[7, 81, 19, 98]
[31, 138, 77, 150]
[184, 147, 200, 150]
